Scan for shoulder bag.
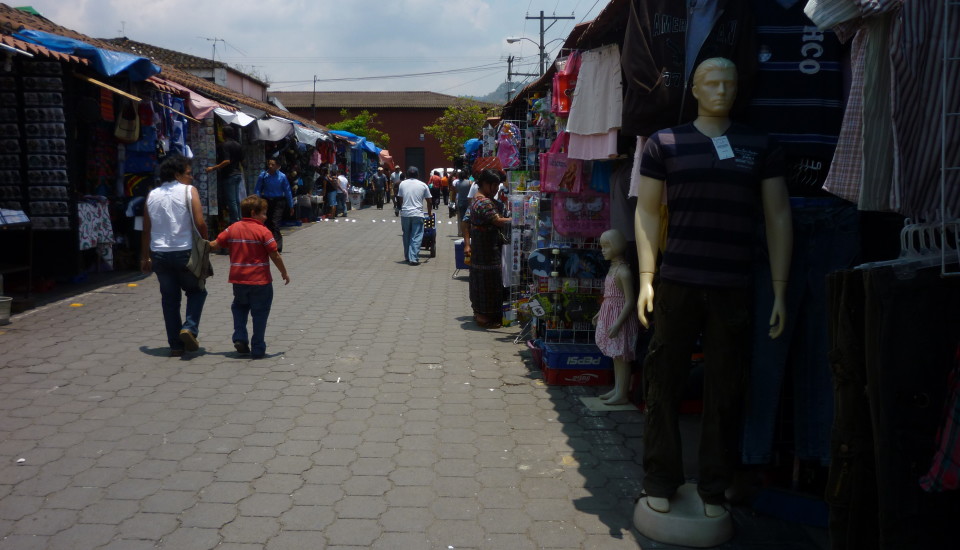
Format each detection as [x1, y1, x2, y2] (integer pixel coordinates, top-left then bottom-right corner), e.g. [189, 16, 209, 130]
[183, 185, 213, 288]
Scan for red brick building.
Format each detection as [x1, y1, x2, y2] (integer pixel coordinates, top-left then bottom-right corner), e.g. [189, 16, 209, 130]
[271, 91, 497, 178]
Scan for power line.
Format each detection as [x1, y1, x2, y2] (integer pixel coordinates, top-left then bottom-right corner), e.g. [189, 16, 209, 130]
[220, 55, 501, 64]
[578, 0, 602, 25]
[437, 67, 505, 94]
[268, 62, 506, 90]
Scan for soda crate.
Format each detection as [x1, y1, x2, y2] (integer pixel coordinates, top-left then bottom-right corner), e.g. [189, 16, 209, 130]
[541, 343, 613, 386]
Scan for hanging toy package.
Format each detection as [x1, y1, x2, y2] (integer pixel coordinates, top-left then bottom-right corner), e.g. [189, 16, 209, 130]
[496, 121, 521, 170]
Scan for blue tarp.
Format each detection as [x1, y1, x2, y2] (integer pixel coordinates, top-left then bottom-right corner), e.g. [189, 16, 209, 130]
[330, 130, 381, 155]
[14, 29, 161, 81]
[464, 138, 482, 155]
[329, 130, 359, 140]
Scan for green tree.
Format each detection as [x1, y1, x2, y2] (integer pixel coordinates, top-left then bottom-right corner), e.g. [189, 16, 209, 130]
[424, 99, 491, 162]
[326, 109, 390, 148]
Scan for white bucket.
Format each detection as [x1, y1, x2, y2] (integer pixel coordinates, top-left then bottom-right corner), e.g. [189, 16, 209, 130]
[0, 296, 11, 325]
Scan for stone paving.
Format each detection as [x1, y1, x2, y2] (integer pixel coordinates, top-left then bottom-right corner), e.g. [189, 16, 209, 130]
[0, 205, 827, 549]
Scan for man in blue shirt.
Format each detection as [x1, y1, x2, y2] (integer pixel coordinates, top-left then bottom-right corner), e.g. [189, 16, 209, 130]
[254, 158, 294, 253]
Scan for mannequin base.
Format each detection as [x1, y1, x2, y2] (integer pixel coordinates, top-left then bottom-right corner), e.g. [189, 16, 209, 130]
[633, 483, 733, 548]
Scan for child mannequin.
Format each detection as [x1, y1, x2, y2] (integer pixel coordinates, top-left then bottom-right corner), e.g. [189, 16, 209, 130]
[593, 229, 639, 405]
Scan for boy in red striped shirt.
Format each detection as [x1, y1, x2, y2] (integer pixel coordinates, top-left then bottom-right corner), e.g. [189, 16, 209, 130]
[209, 195, 290, 358]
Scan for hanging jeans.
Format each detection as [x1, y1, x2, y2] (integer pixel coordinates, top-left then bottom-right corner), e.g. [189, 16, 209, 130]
[825, 266, 960, 549]
[860, 266, 960, 549]
[825, 269, 878, 550]
[742, 198, 860, 465]
[642, 281, 751, 505]
[151, 250, 207, 351]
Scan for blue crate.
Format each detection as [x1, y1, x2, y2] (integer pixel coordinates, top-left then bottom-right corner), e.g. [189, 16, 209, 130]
[542, 343, 612, 370]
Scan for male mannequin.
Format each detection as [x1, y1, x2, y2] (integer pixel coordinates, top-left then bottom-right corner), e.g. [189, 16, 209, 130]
[634, 58, 792, 519]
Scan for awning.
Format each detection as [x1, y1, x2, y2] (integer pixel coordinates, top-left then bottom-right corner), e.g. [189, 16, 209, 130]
[238, 104, 267, 119]
[13, 29, 159, 81]
[214, 107, 256, 127]
[152, 77, 222, 119]
[293, 124, 331, 146]
[329, 130, 360, 141]
[250, 118, 293, 142]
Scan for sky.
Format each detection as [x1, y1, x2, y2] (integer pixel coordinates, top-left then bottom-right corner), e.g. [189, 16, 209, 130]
[23, 0, 608, 98]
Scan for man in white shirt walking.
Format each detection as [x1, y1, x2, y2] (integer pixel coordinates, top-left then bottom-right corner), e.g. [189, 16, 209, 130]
[396, 167, 432, 266]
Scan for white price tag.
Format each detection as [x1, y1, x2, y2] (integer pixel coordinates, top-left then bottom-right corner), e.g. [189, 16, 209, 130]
[712, 136, 735, 160]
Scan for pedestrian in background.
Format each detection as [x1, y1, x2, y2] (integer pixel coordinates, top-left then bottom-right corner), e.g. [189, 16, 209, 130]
[428, 170, 442, 209]
[372, 166, 387, 210]
[254, 158, 293, 253]
[323, 166, 339, 220]
[205, 126, 245, 224]
[454, 170, 472, 237]
[141, 155, 209, 357]
[337, 169, 349, 217]
[209, 195, 290, 359]
[440, 169, 451, 205]
[390, 166, 403, 214]
[397, 166, 432, 266]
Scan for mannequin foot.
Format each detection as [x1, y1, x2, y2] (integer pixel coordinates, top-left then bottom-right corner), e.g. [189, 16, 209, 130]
[704, 503, 726, 518]
[598, 388, 616, 400]
[601, 393, 629, 405]
[646, 496, 670, 513]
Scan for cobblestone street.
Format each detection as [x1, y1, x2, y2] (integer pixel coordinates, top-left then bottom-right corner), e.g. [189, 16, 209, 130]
[0, 206, 830, 550]
[0, 208, 649, 550]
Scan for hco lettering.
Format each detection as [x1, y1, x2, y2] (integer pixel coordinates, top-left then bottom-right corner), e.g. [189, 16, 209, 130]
[800, 26, 825, 74]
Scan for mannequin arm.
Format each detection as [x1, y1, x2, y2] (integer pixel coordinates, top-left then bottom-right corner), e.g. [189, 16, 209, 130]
[608, 264, 637, 337]
[760, 175, 792, 339]
[634, 175, 663, 328]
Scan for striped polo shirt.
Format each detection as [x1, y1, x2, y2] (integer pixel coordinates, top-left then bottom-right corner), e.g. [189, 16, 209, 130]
[641, 122, 784, 288]
[214, 218, 278, 285]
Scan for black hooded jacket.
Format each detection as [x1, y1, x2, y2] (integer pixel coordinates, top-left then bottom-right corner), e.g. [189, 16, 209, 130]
[620, 0, 756, 137]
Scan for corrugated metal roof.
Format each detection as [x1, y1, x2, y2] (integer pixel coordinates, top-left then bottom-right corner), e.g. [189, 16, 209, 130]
[271, 91, 498, 110]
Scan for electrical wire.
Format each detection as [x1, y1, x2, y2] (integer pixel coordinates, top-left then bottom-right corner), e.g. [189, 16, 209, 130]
[437, 67, 506, 94]
[268, 61, 508, 90]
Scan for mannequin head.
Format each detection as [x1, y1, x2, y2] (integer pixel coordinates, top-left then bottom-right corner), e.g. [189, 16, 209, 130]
[691, 57, 738, 118]
[599, 229, 627, 261]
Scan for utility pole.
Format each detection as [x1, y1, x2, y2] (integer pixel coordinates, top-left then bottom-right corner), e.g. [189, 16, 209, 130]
[526, 10, 574, 76]
[312, 75, 318, 121]
[507, 55, 538, 103]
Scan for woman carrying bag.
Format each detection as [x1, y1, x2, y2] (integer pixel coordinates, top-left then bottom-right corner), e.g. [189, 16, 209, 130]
[140, 155, 209, 357]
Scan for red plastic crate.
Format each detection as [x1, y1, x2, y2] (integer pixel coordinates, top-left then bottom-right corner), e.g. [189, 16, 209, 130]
[543, 365, 614, 386]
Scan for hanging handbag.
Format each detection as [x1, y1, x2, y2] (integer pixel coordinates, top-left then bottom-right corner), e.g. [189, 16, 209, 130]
[113, 99, 140, 144]
[552, 188, 609, 238]
[540, 131, 582, 193]
[183, 185, 213, 288]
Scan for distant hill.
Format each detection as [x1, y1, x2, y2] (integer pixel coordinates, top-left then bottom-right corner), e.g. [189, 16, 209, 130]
[467, 80, 535, 105]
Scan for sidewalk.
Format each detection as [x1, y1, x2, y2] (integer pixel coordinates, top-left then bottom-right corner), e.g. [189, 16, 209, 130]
[0, 205, 827, 549]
